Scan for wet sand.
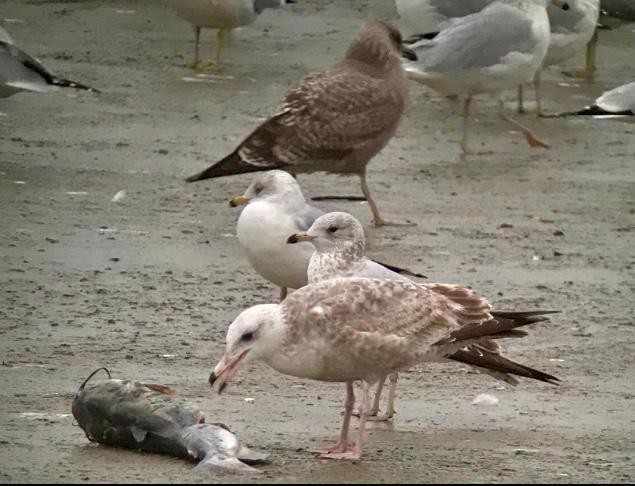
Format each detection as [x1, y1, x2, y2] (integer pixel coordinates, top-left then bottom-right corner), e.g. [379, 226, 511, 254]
[1, 0, 634, 483]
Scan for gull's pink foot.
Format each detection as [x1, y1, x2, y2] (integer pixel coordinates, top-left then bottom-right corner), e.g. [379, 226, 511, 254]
[319, 450, 362, 460]
[309, 440, 351, 455]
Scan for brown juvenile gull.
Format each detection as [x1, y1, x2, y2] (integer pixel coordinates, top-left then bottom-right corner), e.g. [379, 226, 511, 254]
[185, 21, 418, 227]
[164, 0, 295, 70]
[229, 171, 424, 301]
[209, 277, 559, 460]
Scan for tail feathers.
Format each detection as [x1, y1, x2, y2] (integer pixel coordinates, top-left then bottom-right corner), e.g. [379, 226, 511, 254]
[373, 259, 426, 278]
[185, 150, 275, 182]
[443, 310, 558, 345]
[448, 348, 560, 385]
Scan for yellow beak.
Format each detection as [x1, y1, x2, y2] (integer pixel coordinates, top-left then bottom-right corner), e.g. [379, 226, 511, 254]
[229, 195, 249, 207]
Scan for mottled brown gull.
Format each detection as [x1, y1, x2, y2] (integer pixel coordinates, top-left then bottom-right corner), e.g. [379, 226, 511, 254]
[229, 171, 424, 301]
[185, 21, 417, 226]
[210, 277, 559, 460]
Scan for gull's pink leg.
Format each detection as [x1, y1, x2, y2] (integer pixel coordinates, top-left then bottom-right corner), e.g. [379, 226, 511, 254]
[353, 376, 385, 418]
[311, 382, 355, 455]
[322, 382, 371, 460]
[367, 372, 398, 422]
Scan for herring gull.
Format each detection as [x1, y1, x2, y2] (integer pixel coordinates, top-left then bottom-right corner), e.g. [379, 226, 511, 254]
[164, 0, 295, 70]
[228, 171, 424, 300]
[402, 0, 570, 156]
[210, 277, 559, 460]
[185, 21, 418, 227]
[0, 26, 97, 98]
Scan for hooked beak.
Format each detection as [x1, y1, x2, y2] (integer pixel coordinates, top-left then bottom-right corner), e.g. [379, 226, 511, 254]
[229, 195, 249, 207]
[551, 0, 570, 10]
[209, 350, 249, 394]
[401, 46, 418, 61]
[287, 232, 315, 244]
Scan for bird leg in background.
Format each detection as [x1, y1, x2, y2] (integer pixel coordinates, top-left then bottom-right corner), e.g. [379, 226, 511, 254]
[311, 382, 355, 456]
[498, 99, 550, 148]
[533, 69, 544, 117]
[185, 26, 202, 69]
[321, 382, 370, 460]
[366, 372, 398, 422]
[517, 85, 525, 113]
[368, 376, 386, 417]
[360, 172, 415, 227]
[279, 287, 287, 302]
[208, 28, 228, 72]
[460, 97, 473, 158]
[563, 28, 598, 80]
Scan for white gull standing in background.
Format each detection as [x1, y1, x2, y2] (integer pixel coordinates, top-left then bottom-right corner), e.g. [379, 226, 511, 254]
[228, 171, 424, 301]
[402, 0, 571, 156]
[164, 0, 295, 70]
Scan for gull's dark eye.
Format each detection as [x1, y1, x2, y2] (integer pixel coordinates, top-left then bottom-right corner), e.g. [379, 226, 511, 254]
[241, 332, 254, 342]
[254, 185, 263, 194]
[327, 226, 338, 233]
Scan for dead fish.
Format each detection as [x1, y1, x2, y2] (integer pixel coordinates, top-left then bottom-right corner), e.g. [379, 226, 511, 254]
[72, 368, 268, 474]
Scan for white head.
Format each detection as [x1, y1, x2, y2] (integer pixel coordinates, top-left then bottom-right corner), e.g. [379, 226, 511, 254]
[228, 170, 305, 209]
[209, 304, 282, 394]
[287, 211, 366, 256]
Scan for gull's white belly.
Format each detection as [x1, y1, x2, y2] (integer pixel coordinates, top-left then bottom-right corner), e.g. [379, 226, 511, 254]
[237, 202, 314, 290]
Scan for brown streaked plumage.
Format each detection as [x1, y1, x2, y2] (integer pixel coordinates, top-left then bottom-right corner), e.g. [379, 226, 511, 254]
[210, 277, 559, 460]
[186, 21, 413, 226]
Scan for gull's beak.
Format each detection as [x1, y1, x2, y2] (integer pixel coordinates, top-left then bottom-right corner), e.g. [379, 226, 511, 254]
[209, 351, 249, 394]
[401, 45, 418, 61]
[287, 232, 315, 244]
[551, 0, 570, 10]
[229, 195, 249, 208]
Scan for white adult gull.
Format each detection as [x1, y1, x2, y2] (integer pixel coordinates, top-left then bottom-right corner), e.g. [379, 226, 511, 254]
[210, 277, 559, 460]
[523, 0, 600, 115]
[164, 0, 295, 70]
[398, 0, 600, 115]
[402, 0, 571, 155]
[0, 26, 97, 98]
[228, 171, 424, 301]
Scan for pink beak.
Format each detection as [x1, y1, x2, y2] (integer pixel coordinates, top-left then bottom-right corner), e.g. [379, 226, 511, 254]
[209, 350, 249, 394]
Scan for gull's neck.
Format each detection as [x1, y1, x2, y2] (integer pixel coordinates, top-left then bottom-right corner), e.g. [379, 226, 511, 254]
[308, 238, 365, 283]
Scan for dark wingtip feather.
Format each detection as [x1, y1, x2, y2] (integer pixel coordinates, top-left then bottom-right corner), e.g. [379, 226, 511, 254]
[449, 350, 561, 386]
[372, 259, 426, 279]
[185, 151, 272, 183]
